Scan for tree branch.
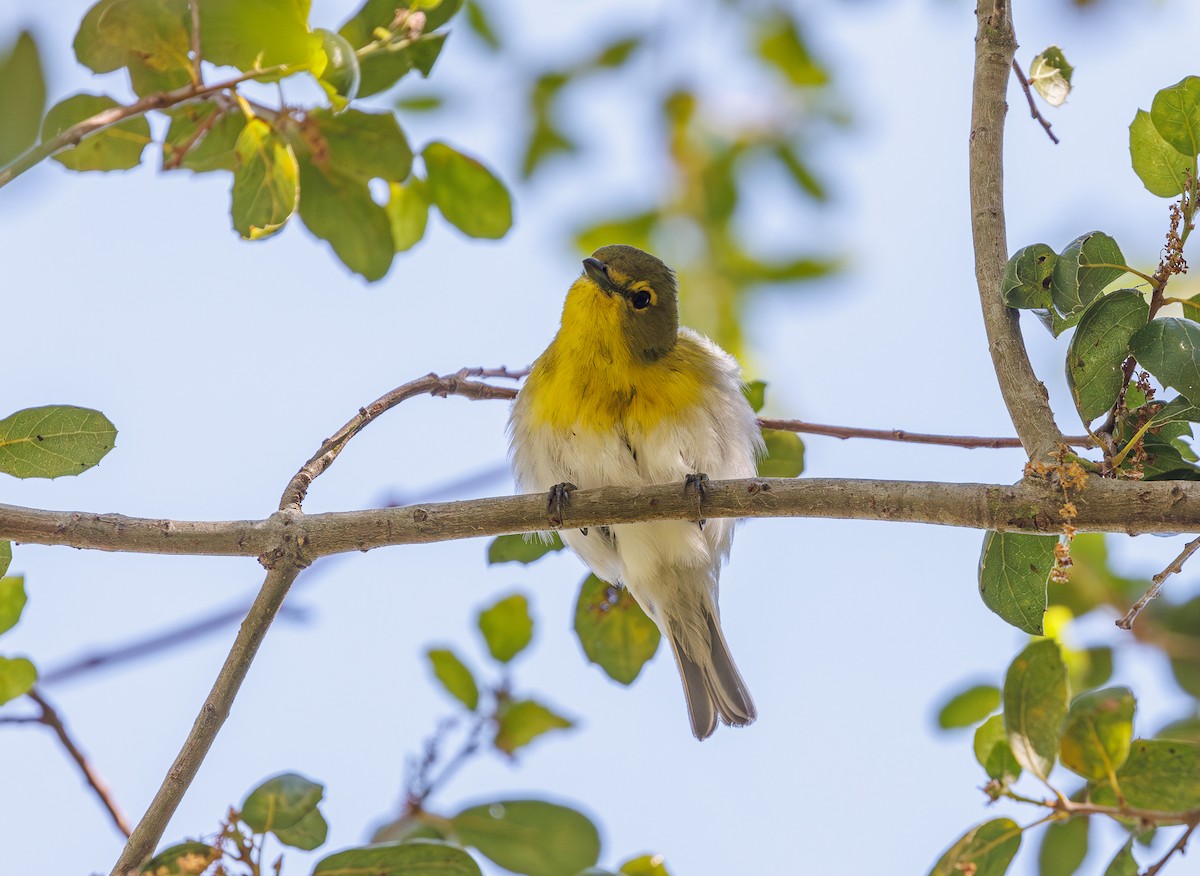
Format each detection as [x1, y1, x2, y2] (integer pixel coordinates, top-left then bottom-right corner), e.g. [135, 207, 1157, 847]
[1116, 534, 1200, 630]
[5, 478, 1200, 566]
[22, 688, 132, 838]
[1009, 59, 1059, 144]
[970, 0, 1065, 461]
[759, 418, 1093, 449]
[110, 558, 305, 875]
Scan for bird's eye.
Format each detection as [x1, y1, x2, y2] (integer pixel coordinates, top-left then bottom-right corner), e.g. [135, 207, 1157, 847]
[631, 290, 652, 309]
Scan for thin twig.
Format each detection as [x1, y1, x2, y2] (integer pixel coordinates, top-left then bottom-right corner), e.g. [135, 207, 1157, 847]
[1145, 819, 1200, 876]
[758, 418, 1093, 449]
[1009, 59, 1060, 144]
[24, 688, 132, 837]
[188, 0, 203, 85]
[969, 0, 1066, 461]
[1116, 534, 1200, 630]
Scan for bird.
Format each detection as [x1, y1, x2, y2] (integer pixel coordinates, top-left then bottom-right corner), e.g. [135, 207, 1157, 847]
[508, 244, 763, 739]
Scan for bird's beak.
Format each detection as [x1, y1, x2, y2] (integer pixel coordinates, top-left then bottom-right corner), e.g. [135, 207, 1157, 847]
[583, 257, 617, 294]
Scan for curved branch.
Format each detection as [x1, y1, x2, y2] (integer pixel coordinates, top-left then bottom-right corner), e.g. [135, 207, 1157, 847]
[5, 478, 1200, 564]
[970, 0, 1065, 460]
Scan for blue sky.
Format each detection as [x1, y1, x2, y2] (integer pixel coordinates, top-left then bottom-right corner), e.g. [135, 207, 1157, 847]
[2, 2, 1200, 875]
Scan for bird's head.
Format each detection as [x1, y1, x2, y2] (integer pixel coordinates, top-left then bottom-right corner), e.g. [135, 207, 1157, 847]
[579, 244, 679, 363]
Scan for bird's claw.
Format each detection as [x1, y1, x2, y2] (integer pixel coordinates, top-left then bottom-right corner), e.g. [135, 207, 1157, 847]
[684, 473, 710, 529]
[547, 482, 577, 527]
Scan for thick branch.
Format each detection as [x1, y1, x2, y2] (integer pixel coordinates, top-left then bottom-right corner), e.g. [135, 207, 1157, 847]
[970, 0, 1065, 460]
[6, 478, 1200, 565]
[111, 557, 305, 875]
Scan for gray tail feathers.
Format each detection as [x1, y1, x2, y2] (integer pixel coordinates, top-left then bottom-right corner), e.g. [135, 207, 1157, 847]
[665, 607, 756, 740]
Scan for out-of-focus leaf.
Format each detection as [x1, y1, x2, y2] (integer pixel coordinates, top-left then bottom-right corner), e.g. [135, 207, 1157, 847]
[75, 0, 190, 78]
[385, 179, 429, 252]
[464, 0, 500, 50]
[1066, 289, 1148, 423]
[929, 819, 1021, 876]
[0, 32, 46, 167]
[1130, 318, 1200, 404]
[937, 683, 1000, 730]
[423, 141, 512, 238]
[0, 406, 116, 479]
[487, 533, 564, 565]
[241, 773, 323, 834]
[574, 212, 658, 255]
[493, 699, 572, 755]
[1150, 76, 1200, 158]
[450, 800, 599, 876]
[619, 854, 671, 876]
[1003, 639, 1068, 781]
[743, 380, 766, 413]
[162, 104, 246, 172]
[273, 807, 328, 850]
[1157, 715, 1200, 743]
[0, 656, 36, 705]
[1130, 109, 1196, 198]
[41, 93, 151, 171]
[0, 575, 26, 636]
[1051, 232, 1126, 319]
[354, 33, 447, 98]
[304, 108, 412, 181]
[1159, 595, 1200, 699]
[773, 143, 827, 201]
[298, 156, 394, 280]
[978, 532, 1056, 635]
[755, 11, 828, 87]
[199, 0, 317, 70]
[1103, 839, 1137, 876]
[477, 594, 533, 663]
[1037, 816, 1089, 876]
[974, 714, 1021, 783]
[1028, 46, 1073, 107]
[1060, 687, 1136, 782]
[232, 118, 298, 240]
[312, 839, 481, 875]
[574, 574, 660, 685]
[757, 429, 804, 477]
[426, 648, 479, 711]
[138, 842, 220, 875]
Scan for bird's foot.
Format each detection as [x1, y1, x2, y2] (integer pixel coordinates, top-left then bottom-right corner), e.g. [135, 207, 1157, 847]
[546, 482, 577, 528]
[684, 472, 710, 530]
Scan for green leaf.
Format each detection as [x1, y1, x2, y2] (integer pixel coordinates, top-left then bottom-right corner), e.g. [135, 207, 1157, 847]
[420, 0, 463, 33]
[974, 714, 1022, 784]
[937, 683, 1001, 730]
[1028, 46, 1073, 107]
[1034, 305, 1082, 339]
[273, 806, 328, 850]
[0, 656, 36, 705]
[574, 212, 658, 255]
[619, 855, 670, 876]
[464, 0, 500, 50]
[742, 380, 767, 413]
[423, 141, 513, 239]
[1091, 739, 1200, 813]
[199, 0, 317, 70]
[1060, 687, 1136, 783]
[241, 773, 323, 834]
[450, 800, 600, 876]
[486, 533, 564, 565]
[929, 819, 1022, 876]
[755, 11, 828, 88]
[1037, 816, 1089, 876]
[41, 94, 151, 172]
[297, 157, 394, 281]
[1071, 645, 1114, 692]
[757, 429, 804, 477]
[305, 109, 412, 181]
[1103, 839, 1137, 876]
[1051, 232, 1127, 319]
[74, 0, 190, 77]
[0, 32, 46, 167]
[494, 699, 573, 755]
[1150, 76, 1200, 158]
[426, 648, 479, 711]
[573, 574, 661, 685]
[162, 104, 246, 173]
[1130, 318, 1200, 403]
[773, 143, 827, 202]
[386, 179, 430, 252]
[1003, 244, 1056, 310]
[522, 115, 576, 179]
[1066, 289, 1149, 423]
[232, 118, 298, 240]
[139, 841, 220, 875]
[977, 532, 1055, 635]
[0, 575, 26, 636]
[0, 405, 116, 479]
[1157, 715, 1200, 743]
[477, 593, 533, 663]
[1003, 639, 1069, 782]
[313, 28, 361, 109]
[1130, 109, 1196, 198]
[1160, 595, 1200, 698]
[312, 839, 481, 876]
[353, 33, 447, 98]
